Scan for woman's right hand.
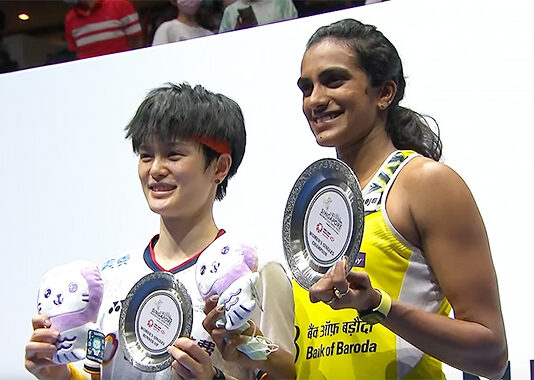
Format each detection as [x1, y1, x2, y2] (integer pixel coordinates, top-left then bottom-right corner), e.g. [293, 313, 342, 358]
[25, 314, 71, 380]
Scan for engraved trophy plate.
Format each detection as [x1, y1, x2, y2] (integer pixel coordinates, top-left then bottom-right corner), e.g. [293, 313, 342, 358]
[119, 272, 193, 372]
[282, 158, 364, 290]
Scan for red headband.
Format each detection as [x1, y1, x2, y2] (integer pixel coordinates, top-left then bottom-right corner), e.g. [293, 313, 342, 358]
[193, 136, 232, 155]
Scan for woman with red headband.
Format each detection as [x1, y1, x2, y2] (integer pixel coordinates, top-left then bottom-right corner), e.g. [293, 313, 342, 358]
[25, 83, 296, 380]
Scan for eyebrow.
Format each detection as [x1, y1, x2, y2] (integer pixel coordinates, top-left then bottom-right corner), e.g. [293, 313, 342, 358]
[138, 139, 191, 151]
[319, 67, 351, 79]
[168, 140, 191, 148]
[297, 66, 352, 88]
[138, 142, 151, 151]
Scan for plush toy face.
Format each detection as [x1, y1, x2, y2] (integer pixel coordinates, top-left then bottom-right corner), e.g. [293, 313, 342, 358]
[196, 235, 258, 299]
[38, 270, 90, 318]
[37, 260, 104, 364]
[195, 235, 259, 330]
[197, 244, 247, 298]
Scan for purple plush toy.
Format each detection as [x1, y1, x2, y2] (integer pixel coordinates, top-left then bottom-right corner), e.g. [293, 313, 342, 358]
[37, 260, 104, 364]
[195, 233, 259, 331]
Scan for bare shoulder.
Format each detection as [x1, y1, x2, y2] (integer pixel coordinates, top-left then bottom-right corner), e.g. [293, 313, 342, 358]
[386, 155, 482, 247]
[400, 156, 468, 191]
[259, 261, 291, 283]
[257, 261, 293, 305]
[396, 156, 486, 247]
[397, 156, 477, 209]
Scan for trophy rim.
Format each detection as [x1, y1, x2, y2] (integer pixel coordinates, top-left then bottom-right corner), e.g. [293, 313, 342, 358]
[282, 158, 365, 290]
[119, 271, 193, 372]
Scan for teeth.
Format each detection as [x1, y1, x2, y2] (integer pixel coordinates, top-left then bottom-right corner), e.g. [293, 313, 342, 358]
[315, 113, 339, 123]
[151, 185, 174, 191]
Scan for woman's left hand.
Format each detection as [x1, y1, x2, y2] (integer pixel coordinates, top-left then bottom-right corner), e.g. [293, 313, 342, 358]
[309, 258, 381, 312]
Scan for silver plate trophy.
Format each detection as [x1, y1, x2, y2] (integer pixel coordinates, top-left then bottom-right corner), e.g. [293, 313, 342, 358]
[119, 272, 193, 372]
[283, 158, 365, 290]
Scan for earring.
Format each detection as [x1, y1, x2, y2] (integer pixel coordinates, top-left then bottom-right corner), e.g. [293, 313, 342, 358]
[215, 179, 221, 184]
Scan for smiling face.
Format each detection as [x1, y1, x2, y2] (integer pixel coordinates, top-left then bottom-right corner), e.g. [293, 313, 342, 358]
[138, 139, 218, 219]
[298, 39, 385, 149]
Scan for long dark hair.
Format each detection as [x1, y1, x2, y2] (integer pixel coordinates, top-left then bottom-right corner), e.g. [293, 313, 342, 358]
[307, 19, 442, 161]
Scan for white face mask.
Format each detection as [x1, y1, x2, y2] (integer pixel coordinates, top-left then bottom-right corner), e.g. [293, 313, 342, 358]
[237, 335, 279, 361]
[176, 0, 202, 15]
[214, 319, 279, 361]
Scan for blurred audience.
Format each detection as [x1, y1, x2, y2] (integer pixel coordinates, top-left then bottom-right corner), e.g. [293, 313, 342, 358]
[152, 0, 214, 45]
[0, 50, 18, 73]
[0, 9, 19, 73]
[294, 0, 370, 17]
[0, 0, 387, 73]
[219, 0, 297, 33]
[196, 0, 226, 33]
[64, 0, 143, 59]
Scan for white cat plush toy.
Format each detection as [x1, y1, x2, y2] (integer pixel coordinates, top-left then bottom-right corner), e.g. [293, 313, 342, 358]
[37, 260, 104, 364]
[196, 234, 259, 331]
[196, 235, 280, 361]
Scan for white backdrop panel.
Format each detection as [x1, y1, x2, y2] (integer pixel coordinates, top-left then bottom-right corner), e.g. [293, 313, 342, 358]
[1, 0, 533, 378]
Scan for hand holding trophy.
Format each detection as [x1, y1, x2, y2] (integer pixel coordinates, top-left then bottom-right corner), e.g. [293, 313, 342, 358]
[282, 158, 364, 290]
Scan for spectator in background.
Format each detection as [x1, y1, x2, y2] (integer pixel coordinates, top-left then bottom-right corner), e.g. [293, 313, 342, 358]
[152, 0, 214, 46]
[197, 0, 226, 33]
[64, 0, 143, 59]
[219, 0, 297, 33]
[294, 0, 384, 17]
[0, 50, 18, 73]
[0, 9, 19, 73]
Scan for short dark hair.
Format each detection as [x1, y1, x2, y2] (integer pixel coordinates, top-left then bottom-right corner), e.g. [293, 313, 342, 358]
[125, 82, 246, 200]
[307, 19, 442, 161]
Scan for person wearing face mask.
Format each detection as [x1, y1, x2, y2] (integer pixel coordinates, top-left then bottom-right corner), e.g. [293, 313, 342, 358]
[152, 0, 214, 46]
[63, 0, 143, 59]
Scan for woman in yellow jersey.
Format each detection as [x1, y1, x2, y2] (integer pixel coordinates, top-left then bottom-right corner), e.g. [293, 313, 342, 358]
[293, 19, 508, 380]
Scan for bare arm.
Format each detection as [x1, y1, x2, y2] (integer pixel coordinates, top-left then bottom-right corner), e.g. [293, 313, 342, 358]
[203, 296, 296, 380]
[391, 159, 507, 378]
[255, 261, 296, 380]
[202, 262, 295, 379]
[310, 159, 507, 379]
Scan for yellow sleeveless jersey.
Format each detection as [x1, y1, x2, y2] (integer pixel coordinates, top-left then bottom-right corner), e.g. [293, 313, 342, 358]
[294, 150, 451, 380]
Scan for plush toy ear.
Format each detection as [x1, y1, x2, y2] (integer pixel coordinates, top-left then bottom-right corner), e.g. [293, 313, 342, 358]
[240, 243, 258, 271]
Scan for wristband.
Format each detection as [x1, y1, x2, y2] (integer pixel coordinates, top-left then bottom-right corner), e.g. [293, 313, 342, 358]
[358, 288, 392, 325]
